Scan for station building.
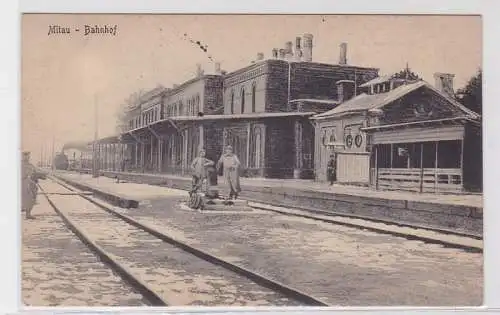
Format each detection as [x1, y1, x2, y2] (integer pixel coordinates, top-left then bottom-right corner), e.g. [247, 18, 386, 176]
[102, 34, 379, 179]
[76, 34, 481, 193]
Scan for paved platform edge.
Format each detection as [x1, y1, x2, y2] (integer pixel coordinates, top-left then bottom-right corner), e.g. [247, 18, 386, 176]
[56, 171, 483, 235]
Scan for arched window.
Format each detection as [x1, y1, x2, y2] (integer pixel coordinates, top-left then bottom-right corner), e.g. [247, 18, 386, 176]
[254, 130, 261, 168]
[241, 88, 245, 114]
[230, 90, 235, 114]
[251, 82, 257, 112]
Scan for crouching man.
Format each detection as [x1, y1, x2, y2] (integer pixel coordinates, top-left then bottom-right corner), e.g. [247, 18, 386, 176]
[190, 149, 215, 194]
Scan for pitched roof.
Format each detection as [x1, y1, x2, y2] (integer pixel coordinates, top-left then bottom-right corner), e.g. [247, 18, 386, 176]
[312, 80, 480, 120]
[358, 75, 393, 87]
[313, 81, 427, 119]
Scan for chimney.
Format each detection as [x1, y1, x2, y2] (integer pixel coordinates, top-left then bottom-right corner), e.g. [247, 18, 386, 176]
[302, 33, 313, 62]
[285, 41, 294, 60]
[278, 49, 286, 59]
[196, 63, 204, 77]
[214, 62, 221, 74]
[339, 42, 347, 65]
[336, 80, 355, 103]
[256, 52, 264, 61]
[434, 72, 455, 97]
[295, 36, 302, 61]
[272, 48, 278, 59]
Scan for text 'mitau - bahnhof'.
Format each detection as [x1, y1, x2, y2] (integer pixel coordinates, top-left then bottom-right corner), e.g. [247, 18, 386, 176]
[71, 34, 481, 194]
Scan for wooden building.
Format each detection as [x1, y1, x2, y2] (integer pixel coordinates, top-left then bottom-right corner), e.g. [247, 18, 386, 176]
[312, 70, 481, 193]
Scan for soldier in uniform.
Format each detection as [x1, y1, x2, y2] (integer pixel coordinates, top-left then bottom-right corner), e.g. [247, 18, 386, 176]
[216, 145, 241, 201]
[21, 151, 38, 219]
[327, 153, 337, 185]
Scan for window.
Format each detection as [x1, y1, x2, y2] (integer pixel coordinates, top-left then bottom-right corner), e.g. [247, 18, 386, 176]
[251, 83, 256, 112]
[241, 88, 245, 113]
[178, 101, 184, 116]
[254, 131, 261, 168]
[230, 90, 235, 114]
[196, 94, 200, 114]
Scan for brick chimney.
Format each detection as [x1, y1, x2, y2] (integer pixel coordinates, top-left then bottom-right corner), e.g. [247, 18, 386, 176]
[278, 48, 286, 59]
[196, 64, 204, 77]
[339, 42, 347, 65]
[336, 80, 355, 103]
[256, 52, 264, 61]
[295, 37, 302, 61]
[272, 48, 278, 59]
[285, 41, 294, 60]
[434, 72, 455, 97]
[302, 33, 313, 62]
[214, 62, 221, 74]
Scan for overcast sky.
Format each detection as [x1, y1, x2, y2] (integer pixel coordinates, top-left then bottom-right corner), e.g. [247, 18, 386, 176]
[21, 14, 481, 162]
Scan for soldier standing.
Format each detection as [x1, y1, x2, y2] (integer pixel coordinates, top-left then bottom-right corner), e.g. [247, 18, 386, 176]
[327, 153, 337, 185]
[216, 145, 241, 200]
[22, 151, 37, 219]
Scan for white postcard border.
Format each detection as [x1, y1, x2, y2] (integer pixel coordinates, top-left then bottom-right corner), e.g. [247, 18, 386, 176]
[3, 0, 499, 314]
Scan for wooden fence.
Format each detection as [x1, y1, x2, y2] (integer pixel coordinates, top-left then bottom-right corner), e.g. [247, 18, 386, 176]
[371, 168, 463, 193]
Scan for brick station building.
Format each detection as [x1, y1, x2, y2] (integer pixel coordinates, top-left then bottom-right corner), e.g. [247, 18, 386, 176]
[92, 34, 379, 179]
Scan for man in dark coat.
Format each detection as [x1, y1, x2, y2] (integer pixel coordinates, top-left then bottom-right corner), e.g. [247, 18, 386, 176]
[327, 153, 337, 185]
[21, 151, 38, 219]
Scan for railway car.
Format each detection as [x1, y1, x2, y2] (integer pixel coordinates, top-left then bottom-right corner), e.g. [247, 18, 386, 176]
[53, 152, 69, 170]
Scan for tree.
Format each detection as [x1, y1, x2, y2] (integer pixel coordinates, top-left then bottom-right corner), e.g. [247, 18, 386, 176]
[115, 90, 145, 134]
[456, 69, 482, 115]
[457, 69, 482, 192]
[391, 67, 420, 81]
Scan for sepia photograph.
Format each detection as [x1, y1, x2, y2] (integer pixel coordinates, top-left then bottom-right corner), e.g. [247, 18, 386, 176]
[21, 14, 483, 307]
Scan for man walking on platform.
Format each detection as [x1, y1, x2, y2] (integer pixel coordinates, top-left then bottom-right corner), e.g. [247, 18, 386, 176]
[21, 151, 38, 219]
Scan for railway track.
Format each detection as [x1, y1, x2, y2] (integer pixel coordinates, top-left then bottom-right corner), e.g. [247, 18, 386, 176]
[246, 200, 482, 253]
[39, 177, 329, 307]
[54, 173, 482, 253]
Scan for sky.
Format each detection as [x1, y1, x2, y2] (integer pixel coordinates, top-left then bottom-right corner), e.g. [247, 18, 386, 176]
[21, 14, 482, 163]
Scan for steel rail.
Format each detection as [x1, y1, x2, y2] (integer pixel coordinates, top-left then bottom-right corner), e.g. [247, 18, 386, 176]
[48, 177, 330, 307]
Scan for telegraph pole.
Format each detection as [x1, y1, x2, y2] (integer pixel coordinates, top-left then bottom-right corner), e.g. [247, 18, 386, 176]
[92, 93, 100, 178]
[51, 135, 55, 171]
[40, 144, 43, 168]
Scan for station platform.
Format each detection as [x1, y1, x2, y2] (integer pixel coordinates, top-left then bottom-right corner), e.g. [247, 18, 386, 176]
[56, 170, 482, 235]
